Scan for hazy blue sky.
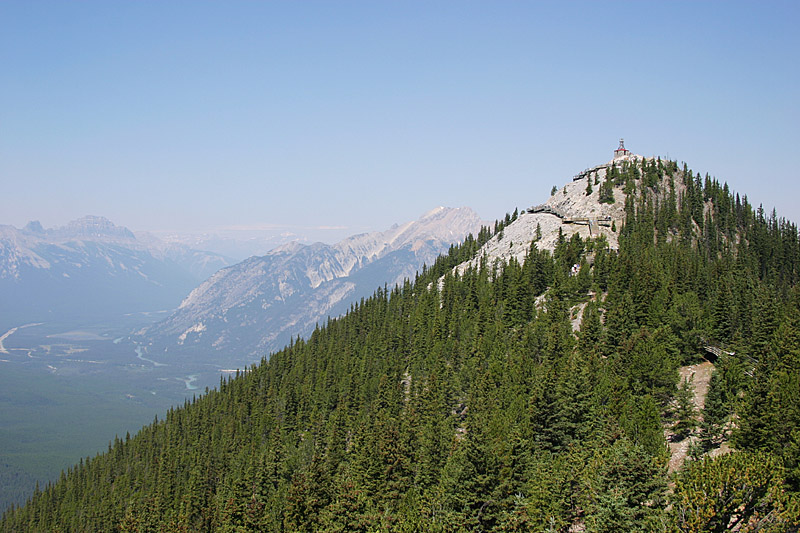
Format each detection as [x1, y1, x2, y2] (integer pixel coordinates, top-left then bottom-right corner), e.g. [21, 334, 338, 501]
[2, 1, 798, 237]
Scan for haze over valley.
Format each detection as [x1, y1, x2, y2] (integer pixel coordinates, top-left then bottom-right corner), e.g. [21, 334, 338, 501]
[0, 207, 485, 509]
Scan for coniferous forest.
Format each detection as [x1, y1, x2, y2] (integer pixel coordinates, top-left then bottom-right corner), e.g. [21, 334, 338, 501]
[3, 159, 800, 531]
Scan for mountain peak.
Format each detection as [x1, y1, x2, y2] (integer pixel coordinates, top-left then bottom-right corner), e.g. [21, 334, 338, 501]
[269, 241, 306, 255]
[421, 206, 446, 218]
[23, 220, 45, 234]
[451, 152, 660, 276]
[336, 207, 485, 260]
[60, 216, 136, 241]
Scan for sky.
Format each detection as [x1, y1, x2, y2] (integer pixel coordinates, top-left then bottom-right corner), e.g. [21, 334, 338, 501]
[2, 1, 799, 239]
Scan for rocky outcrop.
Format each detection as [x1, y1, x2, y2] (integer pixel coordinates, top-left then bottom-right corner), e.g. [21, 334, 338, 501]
[453, 156, 636, 277]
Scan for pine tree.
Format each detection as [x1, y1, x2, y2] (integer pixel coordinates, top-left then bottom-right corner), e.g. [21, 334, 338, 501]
[672, 376, 697, 440]
[672, 452, 799, 531]
[585, 439, 667, 532]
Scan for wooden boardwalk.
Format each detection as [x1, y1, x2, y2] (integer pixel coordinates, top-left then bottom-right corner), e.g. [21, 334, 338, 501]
[527, 205, 613, 236]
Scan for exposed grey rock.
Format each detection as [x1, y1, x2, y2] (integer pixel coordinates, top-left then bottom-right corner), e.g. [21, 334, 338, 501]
[453, 154, 642, 277]
[139, 207, 485, 363]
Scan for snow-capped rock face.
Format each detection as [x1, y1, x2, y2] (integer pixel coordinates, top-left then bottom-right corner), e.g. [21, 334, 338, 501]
[0, 217, 232, 326]
[139, 207, 485, 363]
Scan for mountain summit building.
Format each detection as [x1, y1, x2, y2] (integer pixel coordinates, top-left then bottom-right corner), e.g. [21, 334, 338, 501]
[572, 140, 639, 182]
[614, 138, 631, 159]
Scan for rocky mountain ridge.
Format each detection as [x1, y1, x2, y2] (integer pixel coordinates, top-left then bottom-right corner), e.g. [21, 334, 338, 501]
[0, 216, 233, 325]
[138, 207, 485, 362]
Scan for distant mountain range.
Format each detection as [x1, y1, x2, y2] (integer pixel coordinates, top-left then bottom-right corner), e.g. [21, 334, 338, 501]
[0, 216, 233, 326]
[137, 207, 485, 363]
[144, 229, 306, 263]
[146, 226, 359, 262]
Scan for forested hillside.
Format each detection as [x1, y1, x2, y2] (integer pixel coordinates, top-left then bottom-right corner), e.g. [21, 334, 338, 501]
[3, 158, 800, 531]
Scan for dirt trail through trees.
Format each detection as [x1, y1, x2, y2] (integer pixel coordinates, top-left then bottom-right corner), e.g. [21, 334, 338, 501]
[666, 361, 714, 473]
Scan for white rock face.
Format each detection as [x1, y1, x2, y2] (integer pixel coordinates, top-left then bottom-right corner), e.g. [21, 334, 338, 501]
[455, 155, 642, 275]
[141, 207, 486, 362]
